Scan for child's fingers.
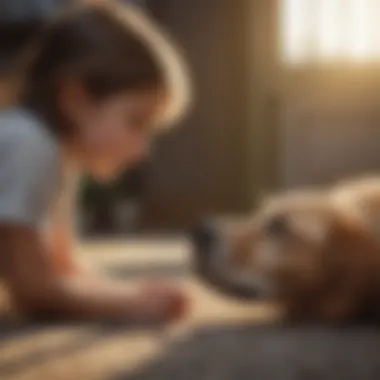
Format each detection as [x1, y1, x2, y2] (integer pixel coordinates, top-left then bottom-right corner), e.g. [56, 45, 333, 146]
[169, 289, 189, 321]
[135, 283, 190, 323]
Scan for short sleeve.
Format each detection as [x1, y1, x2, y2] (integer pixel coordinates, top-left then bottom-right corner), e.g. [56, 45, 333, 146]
[0, 127, 60, 227]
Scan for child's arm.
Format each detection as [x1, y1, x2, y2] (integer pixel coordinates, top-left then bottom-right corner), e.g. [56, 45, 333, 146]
[0, 123, 187, 322]
[49, 220, 79, 275]
[48, 215, 96, 277]
[1, 225, 186, 322]
[47, 172, 99, 277]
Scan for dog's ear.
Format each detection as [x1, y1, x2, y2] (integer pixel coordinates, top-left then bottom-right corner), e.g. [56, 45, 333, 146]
[316, 215, 380, 321]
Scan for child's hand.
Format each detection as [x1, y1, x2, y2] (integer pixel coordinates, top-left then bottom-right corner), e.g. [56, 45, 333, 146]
[131, 281, 189, 324]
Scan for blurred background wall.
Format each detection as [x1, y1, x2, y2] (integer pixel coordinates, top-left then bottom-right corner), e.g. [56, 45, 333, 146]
[142, 0, 250, 230]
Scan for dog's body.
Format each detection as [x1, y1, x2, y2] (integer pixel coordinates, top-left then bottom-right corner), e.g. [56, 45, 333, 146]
[192, 177, 380, 323]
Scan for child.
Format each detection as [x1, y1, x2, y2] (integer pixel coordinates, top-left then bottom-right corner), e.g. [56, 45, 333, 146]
[0, 2, 191, 322]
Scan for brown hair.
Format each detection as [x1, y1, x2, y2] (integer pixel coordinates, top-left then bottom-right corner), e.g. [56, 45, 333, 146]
[14, 2, 191, 137]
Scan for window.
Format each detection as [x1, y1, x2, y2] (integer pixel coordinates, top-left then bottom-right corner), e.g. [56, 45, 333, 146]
[280, 0, 380, 64]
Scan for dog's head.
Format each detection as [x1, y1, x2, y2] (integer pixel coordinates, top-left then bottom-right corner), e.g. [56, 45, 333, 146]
[192, 191, 380, 321]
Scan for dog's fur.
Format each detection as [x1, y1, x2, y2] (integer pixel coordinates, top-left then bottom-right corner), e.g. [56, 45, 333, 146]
[223, 178, 380, 322]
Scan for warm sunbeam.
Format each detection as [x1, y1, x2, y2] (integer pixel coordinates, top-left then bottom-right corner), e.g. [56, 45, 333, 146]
[281, 0, 310, 64]
[317, 0, 343, 60]
[348, 0, 373, 60]
[281, 0, 380, 64]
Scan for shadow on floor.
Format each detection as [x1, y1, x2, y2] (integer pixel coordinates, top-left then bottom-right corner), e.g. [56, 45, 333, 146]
[0, 260, 188, 378]
[115, 323, 380, 380]
[0, 318, 137, 378]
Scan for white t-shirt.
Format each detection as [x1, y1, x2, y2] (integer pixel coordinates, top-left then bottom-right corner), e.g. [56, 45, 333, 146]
[0, 107, 75, 229]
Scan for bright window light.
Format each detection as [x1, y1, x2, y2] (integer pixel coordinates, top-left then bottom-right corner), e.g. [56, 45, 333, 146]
[280, 0, 380, 64]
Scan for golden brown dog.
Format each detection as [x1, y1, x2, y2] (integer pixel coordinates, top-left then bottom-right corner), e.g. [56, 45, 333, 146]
[194, 178, 380, 323]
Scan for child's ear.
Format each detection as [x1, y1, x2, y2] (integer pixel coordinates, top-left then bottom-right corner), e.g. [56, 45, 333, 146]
[58, 79, 92, 123]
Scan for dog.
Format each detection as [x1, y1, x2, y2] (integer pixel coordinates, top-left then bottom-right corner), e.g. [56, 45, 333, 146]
[192, 178, 380, 323]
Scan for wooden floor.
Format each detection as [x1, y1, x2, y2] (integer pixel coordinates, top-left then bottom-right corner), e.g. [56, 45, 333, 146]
[2, 239, 380, 380]
[0, 238, 270, 380]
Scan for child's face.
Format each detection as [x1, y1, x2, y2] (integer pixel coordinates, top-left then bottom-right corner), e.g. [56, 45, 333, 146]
[65, 88, 163, 180]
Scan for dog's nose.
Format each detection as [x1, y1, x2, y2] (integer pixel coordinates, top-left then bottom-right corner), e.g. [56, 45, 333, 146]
[191, 219, 219, 251]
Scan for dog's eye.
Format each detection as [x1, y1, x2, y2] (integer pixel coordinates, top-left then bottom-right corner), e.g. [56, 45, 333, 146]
[264, 215, 289, 238]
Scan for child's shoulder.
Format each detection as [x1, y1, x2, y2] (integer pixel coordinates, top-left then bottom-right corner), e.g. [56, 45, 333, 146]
[0, 107, 59, 155]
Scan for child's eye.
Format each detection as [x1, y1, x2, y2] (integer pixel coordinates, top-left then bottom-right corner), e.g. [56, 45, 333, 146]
[129, 119, 149, 132]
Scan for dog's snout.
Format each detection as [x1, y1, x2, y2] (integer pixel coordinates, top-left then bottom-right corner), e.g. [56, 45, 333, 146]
[191, 220, 219, 250]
